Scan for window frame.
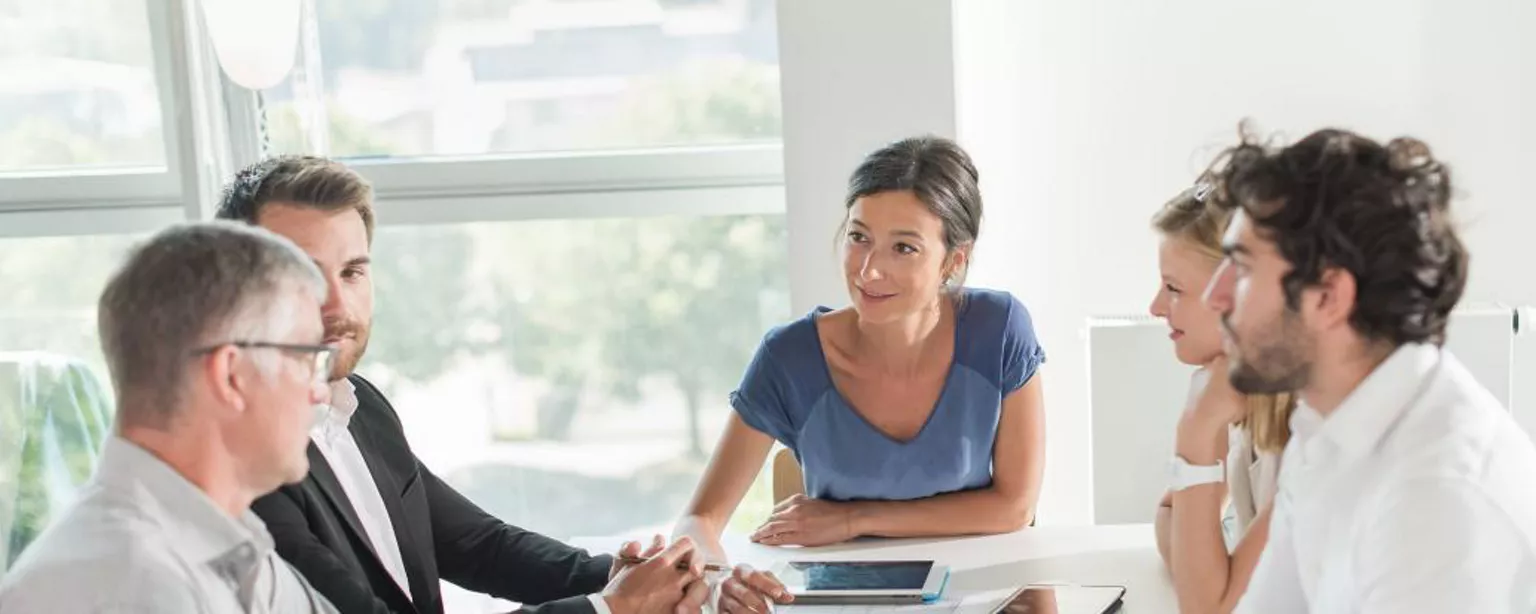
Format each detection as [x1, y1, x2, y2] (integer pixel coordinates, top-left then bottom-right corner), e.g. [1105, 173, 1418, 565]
[0, 0, 787, 237]
[356, 143, 784, 226]
[0, 0, 186, 216]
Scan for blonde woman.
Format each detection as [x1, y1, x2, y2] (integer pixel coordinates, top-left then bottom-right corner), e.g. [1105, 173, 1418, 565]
[1148, 179, 1294, 614]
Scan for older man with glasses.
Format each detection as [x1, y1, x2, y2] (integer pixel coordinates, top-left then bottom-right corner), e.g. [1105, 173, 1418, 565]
[0, 222, 340, 613]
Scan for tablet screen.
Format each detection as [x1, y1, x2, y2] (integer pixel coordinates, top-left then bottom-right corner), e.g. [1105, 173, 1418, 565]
[780, 561, 934, 591]
[996, 586, 1125, 614]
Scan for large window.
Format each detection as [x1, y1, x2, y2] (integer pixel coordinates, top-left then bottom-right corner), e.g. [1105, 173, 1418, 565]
[0, 0, 165, 173]
[0, 234, 140, 569]
[263, 0, 781, 158]
[0, 0, 789, 607]
[0, 234, 142, 379]
[365, 216, 788, 612]
[365, 215, 787, 537]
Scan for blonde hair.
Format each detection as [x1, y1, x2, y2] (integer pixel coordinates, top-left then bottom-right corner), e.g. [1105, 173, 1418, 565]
[1152, 178, 1295, 454]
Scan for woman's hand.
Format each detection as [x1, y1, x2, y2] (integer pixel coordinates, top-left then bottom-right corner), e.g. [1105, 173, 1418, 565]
[1191, 356, 1248, 425]
[717, 565, 794, 614]
[749, 494, 856, 547]
[1177, 356, 1245, 464]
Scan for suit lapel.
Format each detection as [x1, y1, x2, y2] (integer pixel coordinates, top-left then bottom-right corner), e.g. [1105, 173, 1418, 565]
[305, 443, 378, 562]
[349, 399, 434, 610]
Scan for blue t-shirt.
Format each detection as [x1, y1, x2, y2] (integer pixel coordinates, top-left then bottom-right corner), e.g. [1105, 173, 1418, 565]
[730, 287, 1045, 502]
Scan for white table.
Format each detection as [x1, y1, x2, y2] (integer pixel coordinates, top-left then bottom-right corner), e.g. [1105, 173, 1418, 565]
[574, 524, 1177, 614]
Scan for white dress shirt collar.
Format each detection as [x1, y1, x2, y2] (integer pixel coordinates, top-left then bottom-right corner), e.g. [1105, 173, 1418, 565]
[308, 377, 415, 602]
[1294, 342, 1441, 466]
[1240, 344, 1536, 612]
[315, 378, 359, 444]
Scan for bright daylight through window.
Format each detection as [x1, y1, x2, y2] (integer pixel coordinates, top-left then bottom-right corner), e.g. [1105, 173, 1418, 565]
[263, 0, 782, 158]
[0, 3, 787, 608]
[266, 3, 790, 609]
[0, 0, 166, 173]
[365, 215, 788, 540]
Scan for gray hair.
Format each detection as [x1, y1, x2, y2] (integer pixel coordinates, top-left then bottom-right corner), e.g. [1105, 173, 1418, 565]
[98, 221, 325, 427]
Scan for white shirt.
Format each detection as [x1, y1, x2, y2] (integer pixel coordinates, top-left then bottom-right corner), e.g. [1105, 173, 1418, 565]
[312, 379, 414, 602]
[0, 437, 336, 613]
[1237, 343, 1536, 614]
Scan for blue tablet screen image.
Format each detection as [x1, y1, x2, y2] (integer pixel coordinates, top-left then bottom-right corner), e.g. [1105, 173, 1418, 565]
[787, 561, 934, 590]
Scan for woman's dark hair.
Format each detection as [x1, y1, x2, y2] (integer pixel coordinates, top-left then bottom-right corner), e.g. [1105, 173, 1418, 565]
[1209, 126, 1467, 346]
[843, 135, 983, 287]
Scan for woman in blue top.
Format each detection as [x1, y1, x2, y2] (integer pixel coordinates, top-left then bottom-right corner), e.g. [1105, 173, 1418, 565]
[676, 136, 1047, 606]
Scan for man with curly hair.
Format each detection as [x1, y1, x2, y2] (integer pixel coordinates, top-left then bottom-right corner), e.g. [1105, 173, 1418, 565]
[1193, 128, 1536, 613]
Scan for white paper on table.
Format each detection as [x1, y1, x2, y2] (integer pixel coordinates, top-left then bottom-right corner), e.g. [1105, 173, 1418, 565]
[778, 589, 1019, 614]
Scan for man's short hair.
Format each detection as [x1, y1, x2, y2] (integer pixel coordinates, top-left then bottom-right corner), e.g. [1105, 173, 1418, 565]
[1212, 127, 1468, 346]
[98, 222, 325, 426]
[215, 155, 375, 241]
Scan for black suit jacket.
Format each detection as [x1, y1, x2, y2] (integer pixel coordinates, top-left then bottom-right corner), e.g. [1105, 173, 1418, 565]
[252, 374, 613, 614]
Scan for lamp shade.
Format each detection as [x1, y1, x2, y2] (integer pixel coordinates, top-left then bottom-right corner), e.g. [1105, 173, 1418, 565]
[199, 0, 302, 90]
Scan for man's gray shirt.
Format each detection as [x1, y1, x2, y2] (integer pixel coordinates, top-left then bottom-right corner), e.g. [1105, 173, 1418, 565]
[0, 436, 336, 613]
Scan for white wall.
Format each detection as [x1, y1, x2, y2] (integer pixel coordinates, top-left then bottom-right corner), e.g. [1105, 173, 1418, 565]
[1420, 0, 1536, 307]
[952, 0, 1082, 524]
[953, 0, 1536, 523]
[777, 0, 958, 314]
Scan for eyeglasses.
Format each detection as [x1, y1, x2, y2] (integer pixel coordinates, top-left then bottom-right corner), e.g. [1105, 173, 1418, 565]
[190, 341, 337, 387]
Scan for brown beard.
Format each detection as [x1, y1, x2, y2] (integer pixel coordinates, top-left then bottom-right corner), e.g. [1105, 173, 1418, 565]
[1223, 308, 1312, 394]
[325, 318, 371, 381]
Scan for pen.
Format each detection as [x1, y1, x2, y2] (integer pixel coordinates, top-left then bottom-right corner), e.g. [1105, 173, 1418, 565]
[617, 555, 728, 573]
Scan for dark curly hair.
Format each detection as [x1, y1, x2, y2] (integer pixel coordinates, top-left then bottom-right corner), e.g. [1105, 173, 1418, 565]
[1209, 127, 1467, 346]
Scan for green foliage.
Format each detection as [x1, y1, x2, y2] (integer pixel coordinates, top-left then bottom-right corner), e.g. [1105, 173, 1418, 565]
[364, 225, 478, 384]
[3, 22, 791, 554]
[603, 215, 787, 456]
[492, 58, 788, 451]
[3, 359, 114, 568]
[486, 215, 788, 452]
[328, 57, 789, 454]
[1, 1, 792, 556]
[0, 237, 137, 561]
